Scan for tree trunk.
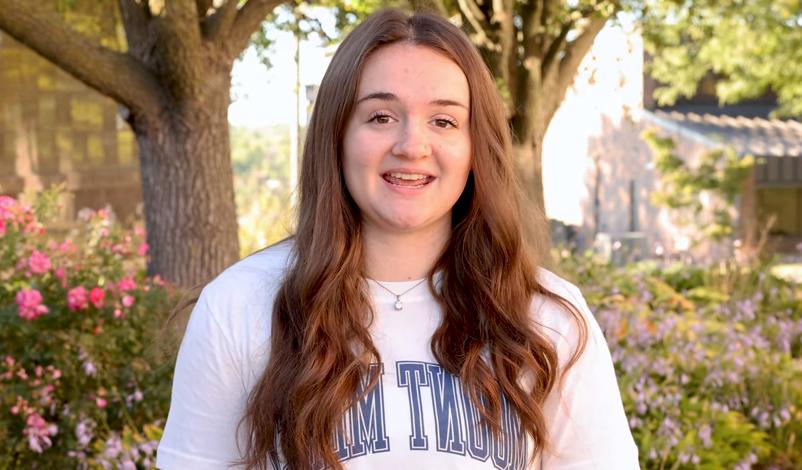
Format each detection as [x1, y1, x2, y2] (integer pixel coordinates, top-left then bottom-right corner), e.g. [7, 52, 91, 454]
[131, 72, 240, 288]
[513, 122, 552, 262]
[0, 0, 285, 289]
[513, 140, 545, 217]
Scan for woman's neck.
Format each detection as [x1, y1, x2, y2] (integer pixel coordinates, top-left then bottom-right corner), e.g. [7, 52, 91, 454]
[361, 222, 450, 282]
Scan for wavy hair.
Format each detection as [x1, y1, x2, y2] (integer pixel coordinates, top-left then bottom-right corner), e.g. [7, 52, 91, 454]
[238, 8, 588, 470]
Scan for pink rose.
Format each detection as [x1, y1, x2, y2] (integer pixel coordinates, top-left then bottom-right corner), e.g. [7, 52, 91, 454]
[23, 412, 58, 453]
[95, 397, 107, 409]
[58, 240, 76, 254]
[137, 243, 149, 257]
[122, 295, 135, 308]
[66, 286, 88, 312]
[16, 288, 49, 321]
[89, 287, 105, 308]
[27, 250, 52, 275]
[117, 278, 137, 292]
[54, 268, 67, 288]
[0, 195, 16, 220]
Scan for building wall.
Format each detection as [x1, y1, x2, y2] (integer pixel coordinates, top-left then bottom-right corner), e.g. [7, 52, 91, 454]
[543, 25, 672, 256]
[0, 5, 142, 225]
[542, 24, 740, 259]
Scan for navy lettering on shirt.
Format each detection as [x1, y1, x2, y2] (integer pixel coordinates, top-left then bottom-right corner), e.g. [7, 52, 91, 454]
[397, 361, 430, 450]
[426, 363, 467, 455]
[315, 361, 527, 469]
[348, 363, 390, 457]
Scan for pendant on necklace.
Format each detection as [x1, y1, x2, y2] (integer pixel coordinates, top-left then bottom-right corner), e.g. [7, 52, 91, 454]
[394, 297, 404, 311]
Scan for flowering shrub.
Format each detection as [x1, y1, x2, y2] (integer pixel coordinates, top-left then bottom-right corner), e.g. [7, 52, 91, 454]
[0, 191, 178, 469]
[4, 186, 800, 469]
[558, 250, 802, 469]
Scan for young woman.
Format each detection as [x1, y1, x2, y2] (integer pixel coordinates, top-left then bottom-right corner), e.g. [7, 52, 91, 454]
[157, 8, 638, 470]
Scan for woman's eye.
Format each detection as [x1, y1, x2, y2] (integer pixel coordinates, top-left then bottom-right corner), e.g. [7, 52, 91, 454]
[368, 113, 393, 124]
[433, 118, 457, 129]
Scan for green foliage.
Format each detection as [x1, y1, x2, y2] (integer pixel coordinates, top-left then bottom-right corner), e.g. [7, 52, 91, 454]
[231, 126, 295, 256]
[4, 185, 801, 468]
[0, 190, 178, 469]
[556, 250, 802, 469]
[248, 0, 406, 70]
[641, 128, 754, 246]
[641, 0, 802, 117]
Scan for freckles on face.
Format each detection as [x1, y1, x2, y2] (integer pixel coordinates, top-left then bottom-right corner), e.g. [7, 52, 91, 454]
[342, 43, 472, 236]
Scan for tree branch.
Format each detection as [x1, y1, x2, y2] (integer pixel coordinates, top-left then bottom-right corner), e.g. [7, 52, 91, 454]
[0, 0, 166, 117]
[160, 0, 203, 55]
[456, 0, 495, 50]
[154, 0, 207, 101]
[202, 0, 239, 41]
[491, 0, 515, 108]
[196, 0, 214, 17]
[226, 0, 283, 59]
[410, 0, 448, 16]
[118, 0, 154, 58]
[557, 15, 607, 87]
[541, 19, 571, 77]
[547, 15, 607, 119]
[541, 0, 557, 29]
[520, 0, 544, 61]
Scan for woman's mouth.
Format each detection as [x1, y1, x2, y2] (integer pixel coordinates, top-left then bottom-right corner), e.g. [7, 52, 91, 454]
[382, 172, 435, 188]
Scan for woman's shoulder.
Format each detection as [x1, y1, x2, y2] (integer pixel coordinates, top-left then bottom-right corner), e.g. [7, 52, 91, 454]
[199, 238, 294, 318]
[531, 266, 599, 360]
[535, 267, 583, 301]
[533, 267, 588, 323]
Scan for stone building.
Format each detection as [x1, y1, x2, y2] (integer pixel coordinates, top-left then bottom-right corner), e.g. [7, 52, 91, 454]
[0, 16, 142, 225]
[541, 25, 802, 262]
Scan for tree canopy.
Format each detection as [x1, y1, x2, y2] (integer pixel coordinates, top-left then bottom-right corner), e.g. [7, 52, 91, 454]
[641, 0, 802, 117]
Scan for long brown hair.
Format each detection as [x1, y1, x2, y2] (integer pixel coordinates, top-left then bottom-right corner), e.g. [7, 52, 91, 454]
[238, 9, 588, 469]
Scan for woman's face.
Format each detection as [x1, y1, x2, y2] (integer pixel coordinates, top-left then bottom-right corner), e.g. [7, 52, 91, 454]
[342, 43, 472, 238]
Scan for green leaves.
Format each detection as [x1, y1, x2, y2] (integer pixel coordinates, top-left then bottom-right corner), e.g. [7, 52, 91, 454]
[641, 128, 755, 245]
[556, 249, 802, 469]
[641, 0, 802, 118]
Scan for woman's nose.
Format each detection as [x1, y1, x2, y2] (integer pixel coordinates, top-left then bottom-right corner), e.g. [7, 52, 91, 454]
[391, 121, 431, 160]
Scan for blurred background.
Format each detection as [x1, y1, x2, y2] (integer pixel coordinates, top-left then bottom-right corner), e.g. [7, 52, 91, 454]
[0, 1, 800, 468]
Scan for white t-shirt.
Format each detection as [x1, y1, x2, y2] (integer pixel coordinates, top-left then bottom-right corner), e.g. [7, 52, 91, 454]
[156, 240, 639, 469]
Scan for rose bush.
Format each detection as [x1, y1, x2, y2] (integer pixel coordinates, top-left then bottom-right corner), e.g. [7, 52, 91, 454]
[558, 250, 802, 469]
[0, 190, 179, 469]
[4, 187, 800, 469]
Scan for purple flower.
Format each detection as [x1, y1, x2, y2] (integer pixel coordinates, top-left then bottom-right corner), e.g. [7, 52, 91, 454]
[698, 424, 712, 447]
[22, 412, 58, 453]
[75, 418, 95, 448]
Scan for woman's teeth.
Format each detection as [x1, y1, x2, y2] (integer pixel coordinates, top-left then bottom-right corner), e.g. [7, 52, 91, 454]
[388, 172, 428, 180]
[383, 173, 434, 187]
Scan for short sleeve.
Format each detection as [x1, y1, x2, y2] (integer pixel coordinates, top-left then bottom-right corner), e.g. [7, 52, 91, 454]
[539, 283, 640, 469]
[156, 290, 249, 470]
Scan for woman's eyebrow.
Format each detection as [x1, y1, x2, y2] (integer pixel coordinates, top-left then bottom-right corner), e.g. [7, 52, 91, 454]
[356, 91, 467, 109]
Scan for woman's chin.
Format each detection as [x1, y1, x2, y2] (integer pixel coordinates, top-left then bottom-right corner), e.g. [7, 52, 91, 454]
[370, 212, 446, 235]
